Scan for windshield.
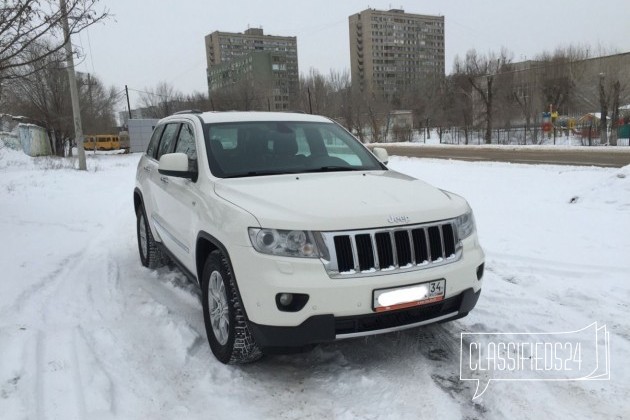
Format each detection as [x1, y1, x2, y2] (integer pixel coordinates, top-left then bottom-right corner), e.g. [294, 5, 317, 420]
[204, 121, 385, 178]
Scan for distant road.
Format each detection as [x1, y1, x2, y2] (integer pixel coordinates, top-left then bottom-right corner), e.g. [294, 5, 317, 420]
[369, 145, 630, 168]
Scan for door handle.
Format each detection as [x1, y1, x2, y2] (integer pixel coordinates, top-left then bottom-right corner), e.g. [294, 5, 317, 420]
[160, 176, 169, 184]
[143, 166, 151, 172]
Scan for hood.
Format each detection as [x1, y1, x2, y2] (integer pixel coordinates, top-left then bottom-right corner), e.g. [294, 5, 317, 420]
[214, 170, 469, 231]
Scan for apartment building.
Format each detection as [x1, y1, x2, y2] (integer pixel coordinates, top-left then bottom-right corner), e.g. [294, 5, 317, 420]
[204, 28, 299, 110]
[349, 8, 445, 97]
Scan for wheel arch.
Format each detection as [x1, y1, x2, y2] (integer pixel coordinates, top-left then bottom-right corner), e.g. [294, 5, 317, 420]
[133, 187, 143, 215]
[195, 231, 227, 285]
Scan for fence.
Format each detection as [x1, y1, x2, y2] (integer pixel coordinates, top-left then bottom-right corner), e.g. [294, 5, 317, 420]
[413, 125, 630, 146]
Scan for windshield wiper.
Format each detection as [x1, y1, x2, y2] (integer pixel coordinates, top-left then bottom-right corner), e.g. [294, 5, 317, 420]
[225, 170, 299, 178]
[225, 166, 364, 178]
[302, 166, 361, 173]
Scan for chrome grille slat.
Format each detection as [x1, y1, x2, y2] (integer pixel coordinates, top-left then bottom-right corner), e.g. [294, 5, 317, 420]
[439, 225, 446, 260]
[371, 233, 380, 270]
[408, 230, 416, 265]
[425, 227, 432, 262]
[323, 220, 462, 278]
[390, 231, 398, 268]
[350, 234, 360, 272]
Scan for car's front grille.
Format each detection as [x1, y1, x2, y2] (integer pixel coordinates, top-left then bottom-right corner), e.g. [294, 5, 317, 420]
[320, 221, 460, 278]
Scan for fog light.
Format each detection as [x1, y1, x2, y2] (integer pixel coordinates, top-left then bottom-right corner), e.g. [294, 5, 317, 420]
[275, 293, 309, 312]
[279, 293, 294, 306]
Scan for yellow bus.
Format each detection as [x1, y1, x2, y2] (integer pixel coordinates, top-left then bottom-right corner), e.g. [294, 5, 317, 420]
[84, 135, 121, 151]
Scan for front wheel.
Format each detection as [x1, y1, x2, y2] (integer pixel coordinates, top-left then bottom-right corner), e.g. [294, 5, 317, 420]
[201, 250, 262, 364]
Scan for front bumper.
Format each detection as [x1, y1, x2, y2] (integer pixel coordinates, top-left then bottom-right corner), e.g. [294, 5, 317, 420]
[249, 288, 481, 348]
[229, 233, 484, 327]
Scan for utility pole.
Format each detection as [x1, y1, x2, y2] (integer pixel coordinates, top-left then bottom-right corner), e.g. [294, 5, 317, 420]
[60, 0, 87, 170]
[125, 85, 132, 120]
[307, 87, 313, 114]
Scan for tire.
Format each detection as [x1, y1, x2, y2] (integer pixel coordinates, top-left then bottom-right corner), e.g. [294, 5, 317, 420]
[201, 250, 262, 364]
[136, 205, 167, 269]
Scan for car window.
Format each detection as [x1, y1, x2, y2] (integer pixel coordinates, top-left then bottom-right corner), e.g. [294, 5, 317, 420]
[294, 128, 312, 157]
[174, 123, 198, 172]
[146, 124, 165, 159]
[320, 127, 362, 166]
[210, 127, 238, 150]
[205, 121, 383, 178]
[157, 123, 181, 160]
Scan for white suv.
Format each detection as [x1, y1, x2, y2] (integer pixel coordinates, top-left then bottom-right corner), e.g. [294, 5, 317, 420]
[134, 111, 485, 364]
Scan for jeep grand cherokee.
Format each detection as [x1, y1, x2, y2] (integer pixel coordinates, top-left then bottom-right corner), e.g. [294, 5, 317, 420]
[133, 111, 485, 364]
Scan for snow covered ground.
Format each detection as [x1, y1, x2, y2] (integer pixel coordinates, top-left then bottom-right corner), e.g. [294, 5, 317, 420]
[0, 147, 628, 419]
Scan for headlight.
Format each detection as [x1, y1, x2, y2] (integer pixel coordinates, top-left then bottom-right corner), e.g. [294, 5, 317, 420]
[454, 210, 475, 240]
[248, 228, 320, 258]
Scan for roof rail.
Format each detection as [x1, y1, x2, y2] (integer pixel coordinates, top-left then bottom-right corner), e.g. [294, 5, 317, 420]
[172, 109, 203, 115]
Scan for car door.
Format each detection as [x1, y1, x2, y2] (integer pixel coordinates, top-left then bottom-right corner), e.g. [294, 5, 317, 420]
[138, 124, 165, 229]
[148, 122, 182, 256]
[154, 120, 202, 270]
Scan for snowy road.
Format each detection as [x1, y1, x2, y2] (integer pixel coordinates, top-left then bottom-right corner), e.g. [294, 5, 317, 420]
[0, 149, 628, 419]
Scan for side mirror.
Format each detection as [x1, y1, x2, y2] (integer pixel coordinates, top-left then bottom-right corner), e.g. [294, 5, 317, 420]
[373, 147, 389, 165]
[158, 153, 197, 181]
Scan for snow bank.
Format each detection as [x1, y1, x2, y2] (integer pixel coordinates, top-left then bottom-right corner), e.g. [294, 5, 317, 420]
[0, 148, 627, 419]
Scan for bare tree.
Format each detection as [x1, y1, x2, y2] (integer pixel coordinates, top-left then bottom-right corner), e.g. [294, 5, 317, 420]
[445, 65, 474, 144]
[77, 72, 119, 134]
[456, 49, 512, 144]
[598, 73, 623, 146]
[0, 0, 107, 88]
[209, 78, 269, 112]
[364, 91, 390, 143]
[2, 42, 118, 155]
[534, 46, 591, 115]
[397, 76, 443, 140]
[299, 68, 333, 115]
[510, 80, 536, 143]
[181, 91, 210, 112]
[4, 46, 71, 154]
[138, 82, 184, 118]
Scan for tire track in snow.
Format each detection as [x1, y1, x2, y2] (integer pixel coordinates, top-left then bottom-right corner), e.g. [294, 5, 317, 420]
[1, 251, 85, 320]
[35, 328, 86, 420]
[10, 209, 129, 419]
[34, 326, 114, 420]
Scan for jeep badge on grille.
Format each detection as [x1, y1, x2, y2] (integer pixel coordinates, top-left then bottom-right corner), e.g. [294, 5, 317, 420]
[387, 215, 410, 224]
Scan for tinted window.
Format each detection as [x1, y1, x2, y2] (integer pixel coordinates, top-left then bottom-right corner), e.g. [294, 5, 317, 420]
[205, 121, 384, 178]
[156, 123, 180, 160]
[174, 123, 198, 172]
[146, 125, 165, 159]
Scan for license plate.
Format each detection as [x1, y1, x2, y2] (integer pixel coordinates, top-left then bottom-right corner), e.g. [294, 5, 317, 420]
[373, 279, 445, 312]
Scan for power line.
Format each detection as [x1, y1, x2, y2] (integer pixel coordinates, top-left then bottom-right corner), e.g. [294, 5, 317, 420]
[126, 87, 171, 98]
[86, 27, 96, 75]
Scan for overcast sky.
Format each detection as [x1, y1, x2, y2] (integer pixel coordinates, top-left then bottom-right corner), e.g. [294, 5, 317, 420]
[75, 0, 630, 110]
